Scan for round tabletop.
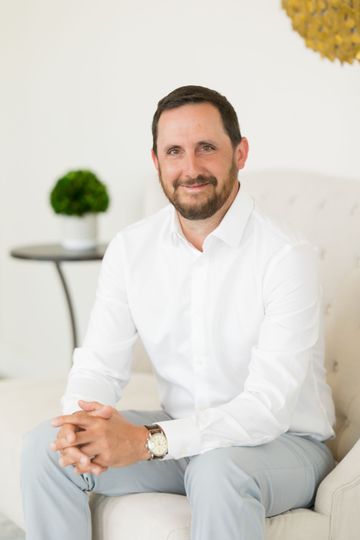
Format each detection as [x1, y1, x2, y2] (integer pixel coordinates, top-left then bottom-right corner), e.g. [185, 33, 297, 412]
[10, 243, 107, 262]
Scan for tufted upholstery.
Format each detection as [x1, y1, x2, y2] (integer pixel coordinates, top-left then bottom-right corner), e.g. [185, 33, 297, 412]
[240, 170, 360, 462]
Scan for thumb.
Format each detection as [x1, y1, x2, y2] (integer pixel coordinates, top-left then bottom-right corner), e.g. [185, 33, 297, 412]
[78, 400, 103, 412]
[78, 400, 113, 419]
[91, 405, 113, 419]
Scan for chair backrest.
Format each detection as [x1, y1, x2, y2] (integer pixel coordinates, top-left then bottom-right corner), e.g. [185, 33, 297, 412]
[242, 170, 360, 461]
[142, 170, 360, 462]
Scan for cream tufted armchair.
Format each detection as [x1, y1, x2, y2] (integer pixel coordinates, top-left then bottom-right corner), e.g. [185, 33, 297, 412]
[0, 170, 360, 539]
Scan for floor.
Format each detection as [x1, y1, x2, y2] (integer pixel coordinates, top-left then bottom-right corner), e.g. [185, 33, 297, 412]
[0, 514, 24, 540]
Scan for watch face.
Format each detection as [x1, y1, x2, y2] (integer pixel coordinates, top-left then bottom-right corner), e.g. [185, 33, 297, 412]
[148, 432, 168, 457]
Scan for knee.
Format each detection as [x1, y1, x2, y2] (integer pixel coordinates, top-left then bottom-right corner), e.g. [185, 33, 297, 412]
[184, 448, 261, 503]
[22, 419, 58, 474]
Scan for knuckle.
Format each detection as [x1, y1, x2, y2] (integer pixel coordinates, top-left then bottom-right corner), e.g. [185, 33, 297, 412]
[103, 452, 111, 465]
[66, 448, 78, 460]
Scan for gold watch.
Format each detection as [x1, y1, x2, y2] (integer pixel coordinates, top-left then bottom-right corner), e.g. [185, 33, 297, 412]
[144, 424, 168, 459]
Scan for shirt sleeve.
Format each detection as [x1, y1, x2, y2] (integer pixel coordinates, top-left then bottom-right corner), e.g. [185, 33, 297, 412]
[157, 242, 323, 460]
[61, 233, 137, 414]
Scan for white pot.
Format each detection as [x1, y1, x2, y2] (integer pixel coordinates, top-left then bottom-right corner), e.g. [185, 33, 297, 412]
[60, 213, 97, 250]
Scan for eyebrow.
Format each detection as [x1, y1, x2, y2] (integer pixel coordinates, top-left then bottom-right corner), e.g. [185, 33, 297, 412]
[163, 140, 218, 152]
[164, 144, 181, 152]
[197, 140, 217, 146]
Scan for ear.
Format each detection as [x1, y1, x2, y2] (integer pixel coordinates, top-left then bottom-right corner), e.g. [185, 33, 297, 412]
[234, 137, 249, 170]
[151, 149, 159, 171]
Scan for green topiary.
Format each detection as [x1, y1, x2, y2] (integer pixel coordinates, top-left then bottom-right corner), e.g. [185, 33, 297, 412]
[50, 170, 110, 217]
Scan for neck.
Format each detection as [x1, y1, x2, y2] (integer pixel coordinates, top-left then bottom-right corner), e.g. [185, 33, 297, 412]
[177, 182, 240, 251]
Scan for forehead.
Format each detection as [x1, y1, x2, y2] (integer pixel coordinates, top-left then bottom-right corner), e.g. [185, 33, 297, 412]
[156, 102, 229, 146]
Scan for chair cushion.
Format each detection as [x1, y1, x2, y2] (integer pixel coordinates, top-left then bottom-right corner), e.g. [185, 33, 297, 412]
[90, 492, 330, 540]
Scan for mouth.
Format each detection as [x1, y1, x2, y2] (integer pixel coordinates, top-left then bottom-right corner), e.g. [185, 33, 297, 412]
[179, 182, 211, 192]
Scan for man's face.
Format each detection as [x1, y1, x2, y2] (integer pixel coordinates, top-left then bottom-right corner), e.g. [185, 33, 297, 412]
[152, 102, 248, 220]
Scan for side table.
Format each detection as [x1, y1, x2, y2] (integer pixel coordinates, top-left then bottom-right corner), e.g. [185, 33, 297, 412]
[10, 243, 107, 359]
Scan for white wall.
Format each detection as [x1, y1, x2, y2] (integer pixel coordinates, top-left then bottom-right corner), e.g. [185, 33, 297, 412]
[0, 0, 359, 378]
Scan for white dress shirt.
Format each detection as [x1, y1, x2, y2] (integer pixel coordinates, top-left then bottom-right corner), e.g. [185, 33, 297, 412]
[62, 185, 335, 460]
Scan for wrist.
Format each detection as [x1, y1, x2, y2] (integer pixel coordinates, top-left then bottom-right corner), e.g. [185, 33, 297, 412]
[136, 425, 152, 461]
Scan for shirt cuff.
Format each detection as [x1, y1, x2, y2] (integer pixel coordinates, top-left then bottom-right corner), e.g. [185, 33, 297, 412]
[156, 416, 202, 460]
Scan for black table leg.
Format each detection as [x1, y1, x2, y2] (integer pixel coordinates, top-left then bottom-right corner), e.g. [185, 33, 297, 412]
[54, 262, 78, 354]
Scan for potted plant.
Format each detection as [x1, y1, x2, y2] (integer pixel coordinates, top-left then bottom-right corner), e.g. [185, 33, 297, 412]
[50, 169, 110, 250]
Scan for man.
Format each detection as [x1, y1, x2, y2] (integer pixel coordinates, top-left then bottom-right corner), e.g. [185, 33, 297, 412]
[21, 85, 336, 540]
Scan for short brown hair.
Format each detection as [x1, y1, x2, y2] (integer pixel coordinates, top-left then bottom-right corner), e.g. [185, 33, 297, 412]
[152, 85, 242, 155]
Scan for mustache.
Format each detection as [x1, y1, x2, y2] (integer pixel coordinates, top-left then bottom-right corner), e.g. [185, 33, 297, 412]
[174, 175, 217, 189]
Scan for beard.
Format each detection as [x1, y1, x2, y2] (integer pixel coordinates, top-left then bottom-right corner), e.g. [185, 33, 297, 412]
[158, 160, 239, 220]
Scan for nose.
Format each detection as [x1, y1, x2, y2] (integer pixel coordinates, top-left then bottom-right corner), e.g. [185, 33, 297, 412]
[182, 152, 202, 179]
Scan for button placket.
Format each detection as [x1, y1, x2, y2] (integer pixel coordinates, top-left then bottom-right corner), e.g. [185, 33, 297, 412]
[190, 255, 209, 408]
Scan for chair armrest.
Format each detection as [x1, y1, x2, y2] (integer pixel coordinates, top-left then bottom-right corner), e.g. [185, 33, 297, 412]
[315, 438, 360, 540]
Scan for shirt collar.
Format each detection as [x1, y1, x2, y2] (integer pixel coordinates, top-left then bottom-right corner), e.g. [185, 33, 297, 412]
[169, 183, 254, 249]
[209, 184, 254, 248]
[169, 206, 185, 245]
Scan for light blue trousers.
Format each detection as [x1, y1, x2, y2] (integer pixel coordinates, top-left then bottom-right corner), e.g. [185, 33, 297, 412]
[21, 409, 335, 540]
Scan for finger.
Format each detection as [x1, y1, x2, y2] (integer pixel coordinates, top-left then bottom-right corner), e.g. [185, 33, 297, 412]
[79, 400, 114, 420]
[58, 446, 108, 476]
[54, 427, 97, 450]
[78, 400, 104, 411]
[73, 463, 108, 476]
[58, 446, 92, 468]
[89, 405, 113, 419]
[57, 423, 77, 439]
[78, 443, 109, 468]
[52, 412, 94, 428]
[59, 448, 107, 476]
[50, 423, 77, 451]
[52, 435, 82, 451]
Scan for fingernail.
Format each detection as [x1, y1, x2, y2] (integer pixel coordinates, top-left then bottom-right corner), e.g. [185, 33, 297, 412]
[50, 442, 56, 451]
[59, 457, 65, 467]
[80, 457, 88, 466]
[66, 434, 73, 443]
[51, 418, 60, 426]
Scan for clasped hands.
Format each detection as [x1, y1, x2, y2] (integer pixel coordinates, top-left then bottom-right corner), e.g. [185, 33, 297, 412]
[50, 400, 149, 475]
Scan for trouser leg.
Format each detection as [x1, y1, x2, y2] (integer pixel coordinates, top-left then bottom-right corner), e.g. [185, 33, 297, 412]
[22, 410, 335, 540]
[21, 409, 187, 540]
[184, 433, 335, 540]
[21, 419, 92, 540]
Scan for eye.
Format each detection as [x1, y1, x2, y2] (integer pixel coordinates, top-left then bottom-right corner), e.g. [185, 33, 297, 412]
[200, 143, 215, 152]
[166, 146, 181, 156]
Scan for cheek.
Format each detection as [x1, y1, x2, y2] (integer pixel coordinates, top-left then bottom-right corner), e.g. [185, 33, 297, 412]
[160, 161, 182, 181]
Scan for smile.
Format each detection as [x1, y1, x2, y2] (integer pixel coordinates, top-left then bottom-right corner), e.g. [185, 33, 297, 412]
[180, 183, 211, 191]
